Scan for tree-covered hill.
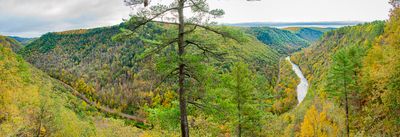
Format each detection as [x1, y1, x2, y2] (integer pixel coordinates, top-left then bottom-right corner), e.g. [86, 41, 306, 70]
[283, 17, 399, 135]
[283, 27, 335, 33]
[291, 21, 385, 91]
[283, 27, 336, 42]
[8, 36, 36, 45]
[3, 0, 399, 136]
[18, 22, 283, 136]
[0, 42, 144, 136]
[246, 27, 310, 55]
[292, 28, 324, 42]
[260, 20, 399, 136]
[0, 35, 22, 52]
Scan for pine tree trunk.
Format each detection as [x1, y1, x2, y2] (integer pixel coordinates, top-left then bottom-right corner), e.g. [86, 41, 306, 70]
[343, 70, 349, 137]
[238, 104, 242, 137]
[236, 72, 242, 137]
[237, 98, 242, 137]
[345, 89, 349, 137]
[178, 0, 189, 136]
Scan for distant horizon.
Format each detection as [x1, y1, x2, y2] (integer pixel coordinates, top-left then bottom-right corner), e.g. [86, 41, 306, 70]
[5, 20, 369, 38]
[223, 21, 363, 28]
[223, 20, 363, 24]
[0, 0, 391, 38]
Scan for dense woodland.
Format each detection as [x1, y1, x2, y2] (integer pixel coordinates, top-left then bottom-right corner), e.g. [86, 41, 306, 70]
[283, 27, 335, 42]
[19, 23, 280, 118]
[0, 35, 22, 52]
[247, 27, 310, 55]
[0, 39, 145, 136]
[1, 0, 400, 136]
[291, 11, 399, 136]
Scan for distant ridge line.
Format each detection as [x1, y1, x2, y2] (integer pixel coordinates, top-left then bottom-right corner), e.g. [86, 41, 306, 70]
[224, 21, 363, 28]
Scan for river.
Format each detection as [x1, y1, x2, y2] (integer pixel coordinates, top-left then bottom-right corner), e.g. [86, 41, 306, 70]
[286, 57, 309, 105]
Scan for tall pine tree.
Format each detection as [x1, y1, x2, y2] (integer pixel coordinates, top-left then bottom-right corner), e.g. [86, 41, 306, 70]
[225, 62, 262, 137]
[327, 48, 356, 137]
[119, 0, 242, 136]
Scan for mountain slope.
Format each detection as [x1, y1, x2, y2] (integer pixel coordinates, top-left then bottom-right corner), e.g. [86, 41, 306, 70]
[0, 35, 22, 52]
[283, 27, 335, 33]
[358, 9, 400, 135]
[288, 19, 400, 136]
[227, 21, 361, 28]
[260, 21, 387, 136]
[9, 36, 36, 45]
[19, 23, 280, 122]
[293, 28, 323, 42]
[291, 21, 385, 90]
[283, 27, 336, 42]
[0, 43, 143, 136]
[246, 27, 310, 55]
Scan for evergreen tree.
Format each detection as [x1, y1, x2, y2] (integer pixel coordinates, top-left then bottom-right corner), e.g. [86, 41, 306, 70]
[225, 62, 261, 137]
[327, 49, 355, 137]
[119, 0, 238, 136]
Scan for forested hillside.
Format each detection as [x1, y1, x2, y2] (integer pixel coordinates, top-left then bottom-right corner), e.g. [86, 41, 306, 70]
[292, 21, 385, 93]
[246, 27, 311, 55]
[285, 8, 400, 136]
[3, 0, 399, 136]
[280, 21, 385, 137]
[0, 39, 145, 136]
[10, 15, 400, 137]
[268, 58, 299, 115]
[0, 35, 22, 52]
[18, 22, 285, 136]
[16, 18, 399, 136]
[283, 27, 334, 42]
[9, 36, 36, 45]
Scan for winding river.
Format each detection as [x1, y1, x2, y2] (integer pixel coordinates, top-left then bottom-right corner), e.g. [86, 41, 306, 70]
[285, 57, 309, 105]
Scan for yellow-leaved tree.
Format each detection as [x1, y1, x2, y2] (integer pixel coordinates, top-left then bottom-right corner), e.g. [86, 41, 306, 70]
[300, 101, 343, 137]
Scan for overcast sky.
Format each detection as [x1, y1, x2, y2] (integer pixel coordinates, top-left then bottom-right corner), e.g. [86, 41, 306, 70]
[0, 0, 392, 37]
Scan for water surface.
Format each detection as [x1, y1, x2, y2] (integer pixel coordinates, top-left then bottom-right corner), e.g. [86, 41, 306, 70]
[286, 57, 308, 105]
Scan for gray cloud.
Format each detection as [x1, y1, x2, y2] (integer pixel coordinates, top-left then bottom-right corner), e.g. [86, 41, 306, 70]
[0, 0, 392, 37]
[0, 0, 131, 37]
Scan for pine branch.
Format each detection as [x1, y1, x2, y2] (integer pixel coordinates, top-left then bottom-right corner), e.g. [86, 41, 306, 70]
[152, 68, 180, 90]
[136, 38, 179, 61]
[129, 7, 179, 31]
[185, 40, 226, 61]
[152, 20, 242, 42]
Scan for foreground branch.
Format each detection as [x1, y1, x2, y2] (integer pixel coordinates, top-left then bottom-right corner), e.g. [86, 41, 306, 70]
[137, 38, 178, 61]
[152, 21, 241, 42]
[186, 40, 226, 61]
[129, 7, 179, 31]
